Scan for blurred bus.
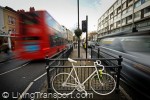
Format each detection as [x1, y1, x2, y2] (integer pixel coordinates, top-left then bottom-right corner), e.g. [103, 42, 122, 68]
[17, 7, 67, 60]
[97, 31, 150, 98]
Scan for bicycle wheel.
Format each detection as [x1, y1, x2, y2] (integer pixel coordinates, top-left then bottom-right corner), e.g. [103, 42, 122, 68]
[52, 73, 76, 95]
[90, 73, 116, 95]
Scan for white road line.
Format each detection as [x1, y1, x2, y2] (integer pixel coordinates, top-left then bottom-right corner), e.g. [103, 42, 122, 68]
[34, 72, 47, 82]
[0, 62, 29, 76]
[119, 86, 133, 100]
[34, 68, 54, 82]
[18, 68, 54, 100]
[18, 82, 34, 100]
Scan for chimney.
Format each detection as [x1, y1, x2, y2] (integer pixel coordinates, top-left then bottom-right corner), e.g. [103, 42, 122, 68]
[30, 7, 35, 12]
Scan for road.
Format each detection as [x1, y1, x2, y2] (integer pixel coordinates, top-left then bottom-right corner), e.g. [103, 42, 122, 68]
[0, 58, 47, 99]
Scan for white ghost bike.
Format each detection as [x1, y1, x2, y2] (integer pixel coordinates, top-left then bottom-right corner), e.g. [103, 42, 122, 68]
[52, 58, 116, 96]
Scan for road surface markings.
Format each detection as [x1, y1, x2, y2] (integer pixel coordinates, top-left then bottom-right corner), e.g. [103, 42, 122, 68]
[0, 62, 29, 76]
[119, 86, 132, 100]
[18, 82, 34, 100]
[19, 68, 54, 100]
[34, 72, 47, 82]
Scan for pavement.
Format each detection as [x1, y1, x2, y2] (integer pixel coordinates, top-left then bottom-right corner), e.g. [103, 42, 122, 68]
[0, 51, 15, 63]
[40, 46, 129, 100]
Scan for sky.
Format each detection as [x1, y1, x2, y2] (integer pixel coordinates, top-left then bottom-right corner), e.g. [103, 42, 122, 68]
[0, 0, 116, 37]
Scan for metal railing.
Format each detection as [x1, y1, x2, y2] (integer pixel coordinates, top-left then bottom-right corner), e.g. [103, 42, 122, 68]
[45, 46, 123, 94]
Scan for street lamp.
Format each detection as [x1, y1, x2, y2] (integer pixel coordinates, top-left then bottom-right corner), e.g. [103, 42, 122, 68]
[76, 0, 81, 58]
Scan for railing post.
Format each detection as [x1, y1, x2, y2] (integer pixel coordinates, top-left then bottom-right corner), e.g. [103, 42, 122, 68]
[45, 55, 51, 93]
[116, 55, 123, 93]
[62, 49, 65, 65]
[91, 47, 92, 58]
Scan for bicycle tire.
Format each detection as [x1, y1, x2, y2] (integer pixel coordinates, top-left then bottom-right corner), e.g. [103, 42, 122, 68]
[52, 73, 76, 95]
[90, 73, 116, 95]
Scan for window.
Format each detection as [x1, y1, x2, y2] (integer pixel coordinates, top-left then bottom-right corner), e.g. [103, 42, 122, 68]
[122, 9, 127, 15]
[144, 6, 150, 14]
[122, 2, 127, 10]
[122, 18, 126, 24]
[134, 11, 141, 18]
[22, 12, 39, 25]
[116, 21, 121, 27]
[127, 15, 132, 20]
[110, 12, 113, 18]
[118, 13, 121, 18]
[134, 0, 141, 8]
[100, 38, 124, 52]
[114, 10, 117, 16]
[8, 16, 16, 25]
[9, 28, 16, 33]
[114, 16, 117, 20]
[122, 36, 150, 52]
[141, 0, 149, 4]
[117, 6, 121, 13]
[45, 12, 62, 32]
[128, 6, 133, 12]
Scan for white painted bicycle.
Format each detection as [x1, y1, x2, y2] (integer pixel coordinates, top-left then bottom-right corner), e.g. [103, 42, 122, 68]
[52, 58, 116, 96]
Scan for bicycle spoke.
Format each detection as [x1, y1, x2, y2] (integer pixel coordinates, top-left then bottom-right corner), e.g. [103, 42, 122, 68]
[90, 73, 116, 95]
[52, 73, 76, 95]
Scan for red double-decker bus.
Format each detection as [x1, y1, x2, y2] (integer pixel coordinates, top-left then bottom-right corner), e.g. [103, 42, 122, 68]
[16, 8, 67, 60]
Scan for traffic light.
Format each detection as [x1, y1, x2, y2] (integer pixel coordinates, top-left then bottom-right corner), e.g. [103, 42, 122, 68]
[82, 20, 87, 32]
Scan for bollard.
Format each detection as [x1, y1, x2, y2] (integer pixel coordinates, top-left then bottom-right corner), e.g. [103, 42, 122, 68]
[98, 48, 100, 58]
[45, 55, 51, 93]
[116, 55, 123, 93]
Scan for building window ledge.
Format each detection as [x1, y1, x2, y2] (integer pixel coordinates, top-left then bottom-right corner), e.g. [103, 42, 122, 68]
[144, 12, 150, 18]
[134, 17, 141, 21]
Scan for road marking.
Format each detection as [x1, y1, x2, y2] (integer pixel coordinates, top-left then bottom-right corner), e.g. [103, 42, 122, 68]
[19, 68, 54, 100]
[34, 68, 54, 82]
[120, 86, 132, 100]
[0, 62, 29, 76]
[34, 72, 47, 82]
[18, 82, 34, 100]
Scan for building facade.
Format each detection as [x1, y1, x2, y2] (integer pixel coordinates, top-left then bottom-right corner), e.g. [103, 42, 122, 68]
[0, 6, 4, 33]
[0, 6, 19, 50]
[3, 6, 19, 34]
[66, 29, 73, 43]
[97, 0, 150, 37]
[62, 25, 73, 43]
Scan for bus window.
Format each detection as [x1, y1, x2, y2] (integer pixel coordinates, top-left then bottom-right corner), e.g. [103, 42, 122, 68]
[22, 37, 40, 40]
[122, 36, 150, 52]
[22, 13, 39, 25]
[100, 37, 124, 52]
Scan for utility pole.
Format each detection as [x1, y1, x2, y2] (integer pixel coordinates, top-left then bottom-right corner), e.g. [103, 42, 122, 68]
[86, 15, 88, 59]
[81, 16, 88, 58]
[77, 0, 80, 58]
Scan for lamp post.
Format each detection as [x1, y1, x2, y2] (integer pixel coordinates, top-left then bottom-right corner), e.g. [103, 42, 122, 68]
[77, 0, 80, 58]
[8, 30, 12, 51]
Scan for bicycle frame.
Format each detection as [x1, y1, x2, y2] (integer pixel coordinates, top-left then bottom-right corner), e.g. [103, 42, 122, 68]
[63, 62, 102, 88]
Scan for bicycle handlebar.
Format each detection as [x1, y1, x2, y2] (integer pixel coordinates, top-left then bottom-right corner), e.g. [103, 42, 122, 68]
[94, 60, 105, 71]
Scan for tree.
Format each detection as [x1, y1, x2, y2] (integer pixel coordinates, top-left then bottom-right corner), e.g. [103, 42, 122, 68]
[74, 28, 82, 38]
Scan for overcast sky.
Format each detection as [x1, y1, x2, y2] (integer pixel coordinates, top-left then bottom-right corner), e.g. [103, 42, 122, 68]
[0, 0, 116, 36]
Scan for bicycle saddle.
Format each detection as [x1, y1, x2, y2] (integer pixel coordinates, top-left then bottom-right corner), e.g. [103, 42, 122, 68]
[68, 58, 77, 63]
